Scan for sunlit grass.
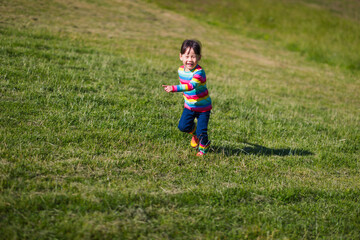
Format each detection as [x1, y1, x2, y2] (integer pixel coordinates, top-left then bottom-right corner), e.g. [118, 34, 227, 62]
[148, 0, 360, 71]
[1, 0, 359, 239]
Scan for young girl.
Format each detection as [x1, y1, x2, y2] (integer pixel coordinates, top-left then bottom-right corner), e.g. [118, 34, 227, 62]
[162, 39, 212, 156]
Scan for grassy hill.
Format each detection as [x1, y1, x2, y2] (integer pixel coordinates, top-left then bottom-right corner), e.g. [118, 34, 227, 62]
[1, 0, 359, 239]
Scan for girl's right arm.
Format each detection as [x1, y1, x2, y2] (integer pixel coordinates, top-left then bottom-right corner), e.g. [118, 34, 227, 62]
[162, 85, 173, 93]
[172, 69, 206, 92]
[163, 68, 206, 93]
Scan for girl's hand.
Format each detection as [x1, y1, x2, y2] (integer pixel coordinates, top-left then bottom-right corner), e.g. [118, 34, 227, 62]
[162, 85, 173, 93]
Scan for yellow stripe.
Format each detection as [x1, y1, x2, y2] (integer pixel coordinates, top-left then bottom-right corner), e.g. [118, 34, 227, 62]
[191, 78, 202, 84]
[185, 95, 209, 103]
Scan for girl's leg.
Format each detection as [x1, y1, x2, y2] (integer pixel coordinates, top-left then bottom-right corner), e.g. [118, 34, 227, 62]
[178, 108, 196, 133]
[196, 111, 211, 146]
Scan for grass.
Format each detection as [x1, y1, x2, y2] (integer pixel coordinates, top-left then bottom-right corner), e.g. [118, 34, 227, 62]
[1, 0, 360, 239]
[148, 0, 360, 71]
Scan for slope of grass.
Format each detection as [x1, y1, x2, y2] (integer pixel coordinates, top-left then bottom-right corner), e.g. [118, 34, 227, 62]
[148, 0, 360, 71]
[1, 0, 359, 239]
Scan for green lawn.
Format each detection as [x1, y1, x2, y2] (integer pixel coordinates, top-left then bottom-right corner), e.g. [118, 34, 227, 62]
[1, 0, 359, 239]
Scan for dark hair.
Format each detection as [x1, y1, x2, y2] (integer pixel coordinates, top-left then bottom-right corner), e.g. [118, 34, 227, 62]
[180, 39, 202, 55]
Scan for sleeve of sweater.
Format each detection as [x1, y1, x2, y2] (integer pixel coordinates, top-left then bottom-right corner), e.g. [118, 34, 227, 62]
[171, 69, 206, 92]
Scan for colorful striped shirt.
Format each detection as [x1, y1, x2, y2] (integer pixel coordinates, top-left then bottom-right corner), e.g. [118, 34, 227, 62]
[172, 65, 212, 112]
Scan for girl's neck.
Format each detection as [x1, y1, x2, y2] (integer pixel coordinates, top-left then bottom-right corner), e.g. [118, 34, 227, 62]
[184, 64, 198, 72]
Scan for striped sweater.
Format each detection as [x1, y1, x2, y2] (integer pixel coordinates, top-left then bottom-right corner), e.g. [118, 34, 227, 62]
[172, 65, 212, 112]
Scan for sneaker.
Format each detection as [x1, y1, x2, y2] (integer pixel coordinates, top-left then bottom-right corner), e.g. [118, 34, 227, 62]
[197, 141, 210, 156]
[190, 135, 199, 148]
[196, 151, 205, 156]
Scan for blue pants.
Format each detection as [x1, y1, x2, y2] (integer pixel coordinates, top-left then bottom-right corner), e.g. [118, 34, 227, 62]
[178, 108, 211, 145]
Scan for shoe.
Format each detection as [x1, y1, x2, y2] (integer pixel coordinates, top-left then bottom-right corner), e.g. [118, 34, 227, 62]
[196, 151, 205, 156]
[190, 135, 199, 148]
[197, 141, 210, 156]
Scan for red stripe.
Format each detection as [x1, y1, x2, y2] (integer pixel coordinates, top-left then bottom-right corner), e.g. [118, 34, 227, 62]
[184, 90, 208, 100]
[193, 74, 206, 83]
[199, 143, 209, 148]
[184, 104, 212, 112]
[179, 78, 191, 84]
[186, 83, 193, 90]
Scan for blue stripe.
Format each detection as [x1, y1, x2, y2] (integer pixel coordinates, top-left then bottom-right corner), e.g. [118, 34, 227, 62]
[178, 72, 193, 80]
[179, 76, 193, 81]
[184, 87, 208, 96]
[194, 70, 205, 78]
[185, 98, 212, 107]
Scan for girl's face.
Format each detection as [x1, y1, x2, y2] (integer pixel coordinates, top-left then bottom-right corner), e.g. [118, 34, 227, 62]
[180, 47, 201, 71]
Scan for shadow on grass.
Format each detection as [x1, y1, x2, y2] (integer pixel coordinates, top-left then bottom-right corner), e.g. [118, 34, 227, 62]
[213, 142, 314, 157]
